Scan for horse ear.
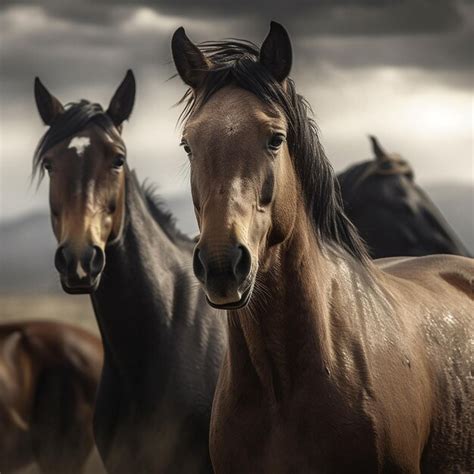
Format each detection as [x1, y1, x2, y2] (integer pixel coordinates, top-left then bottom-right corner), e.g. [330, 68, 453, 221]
[172, 27, 210, 89]
[107, 70, 136, 127]
[34, 78, 64, 126]
[369, 135, 388, 161]
[259, 21, 292, 83]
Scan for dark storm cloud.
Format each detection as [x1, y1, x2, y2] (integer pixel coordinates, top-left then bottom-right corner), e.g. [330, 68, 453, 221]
[1, 0, 468, 34]
[2, 2, 471, 106]
[141, 0, 465, 35]
[0, 0, 471, 119]
[294, 23, 473, 76]
[0, 7, 175, 101]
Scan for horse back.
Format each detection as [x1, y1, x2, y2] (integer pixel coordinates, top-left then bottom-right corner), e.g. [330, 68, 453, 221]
[0, 320, 103, 473]
[377, 254, 473, 302]
[19, 320, 103, 387]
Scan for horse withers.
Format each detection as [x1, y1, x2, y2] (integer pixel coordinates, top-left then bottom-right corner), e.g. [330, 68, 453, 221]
[0, 320, 102, 474]
[33, 71, 227, 473]
[337, 135, 471, 258]
[172, 22, 473, 473]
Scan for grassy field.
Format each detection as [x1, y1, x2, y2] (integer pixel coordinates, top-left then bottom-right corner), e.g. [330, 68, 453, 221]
[1, 293, 106, 474]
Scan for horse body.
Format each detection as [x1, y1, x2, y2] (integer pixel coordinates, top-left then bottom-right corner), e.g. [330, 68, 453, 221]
[172, 22, 473, 473]
[337, 136, 471, 258]
[92, 171, 227, 473]
[210, 213, 473, 473]
[33, 73, 227, 473]
[378, 255, 473, 472]
[0, 320, 102, 474]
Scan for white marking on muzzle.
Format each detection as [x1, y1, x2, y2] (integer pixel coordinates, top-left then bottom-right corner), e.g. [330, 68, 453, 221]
[76, 261, 87, 279]
[68, 136, 91, 157]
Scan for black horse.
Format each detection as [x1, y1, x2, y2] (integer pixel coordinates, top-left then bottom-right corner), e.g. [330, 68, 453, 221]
[33, 71, 227, 473]
[337, 136, 471, 258]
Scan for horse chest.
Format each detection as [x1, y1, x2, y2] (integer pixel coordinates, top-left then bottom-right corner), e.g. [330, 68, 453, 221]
[211, 381, 381, 473]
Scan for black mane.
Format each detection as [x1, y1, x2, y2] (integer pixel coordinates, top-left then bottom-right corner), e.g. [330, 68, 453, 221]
[337, 161, 379, 203]
[179, 40, 368, 263]
[139, 178, 193, 245]
[32, 100, 117, 181]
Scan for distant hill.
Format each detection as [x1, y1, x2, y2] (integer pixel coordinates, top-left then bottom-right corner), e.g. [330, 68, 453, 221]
[0, 185, 472, 293]
[0, 212, 58, 293]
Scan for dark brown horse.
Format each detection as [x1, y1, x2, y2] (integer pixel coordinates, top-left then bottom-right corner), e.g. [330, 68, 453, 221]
[33, 71, 227, 473]
[0, 320, 102, 474]
[338, 136, 471, 258]
[172, 23, 473, 473]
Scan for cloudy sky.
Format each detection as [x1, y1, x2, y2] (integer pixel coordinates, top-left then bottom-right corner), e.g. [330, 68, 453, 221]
[0, 0, 472, 221]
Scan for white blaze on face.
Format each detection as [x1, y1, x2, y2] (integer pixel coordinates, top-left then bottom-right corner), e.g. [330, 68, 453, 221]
[68, 136, 91, 158]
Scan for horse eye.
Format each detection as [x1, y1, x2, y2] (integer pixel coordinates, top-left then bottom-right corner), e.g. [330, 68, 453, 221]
[268, 134, 285, 151]
[113, 155, 125, 169]
[181, 141, 192, 157]
[43, 160, 53, 174]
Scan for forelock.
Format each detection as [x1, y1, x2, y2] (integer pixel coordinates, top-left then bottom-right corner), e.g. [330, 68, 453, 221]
[32, 100, 116, 181]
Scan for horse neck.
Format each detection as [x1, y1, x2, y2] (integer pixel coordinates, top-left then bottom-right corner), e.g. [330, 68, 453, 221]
[91, 169, 189, 371]
[231, 200, 372, 402]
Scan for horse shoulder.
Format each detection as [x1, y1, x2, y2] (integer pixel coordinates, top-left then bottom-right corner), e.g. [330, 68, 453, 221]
[377, 255, 473, 294]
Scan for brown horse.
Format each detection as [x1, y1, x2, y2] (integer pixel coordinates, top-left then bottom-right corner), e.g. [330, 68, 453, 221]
[0, 320, 102, 474]
[172, 22, 473, 473]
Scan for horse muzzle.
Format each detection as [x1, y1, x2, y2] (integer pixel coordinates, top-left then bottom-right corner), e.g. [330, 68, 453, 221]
[54, 244, 105, 294]
[193, 243, 254, 310]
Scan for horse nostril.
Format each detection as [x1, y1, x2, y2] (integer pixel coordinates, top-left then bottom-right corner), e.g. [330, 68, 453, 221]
[54, 246, 71, 275]
[193, 248, 206, 284]
[89, 246, 105, 278]
[232, 245, 252, 284]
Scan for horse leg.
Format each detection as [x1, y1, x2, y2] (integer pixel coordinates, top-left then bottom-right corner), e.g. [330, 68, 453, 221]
[93, 360, 130, 474]
[30, 368, 95, 474]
